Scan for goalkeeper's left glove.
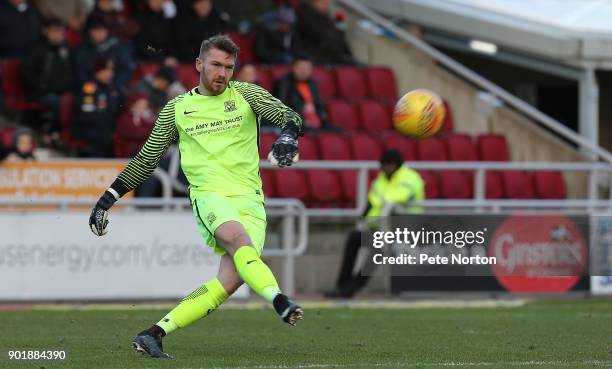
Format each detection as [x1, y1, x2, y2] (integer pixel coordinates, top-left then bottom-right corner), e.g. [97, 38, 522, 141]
[270, 130, 299, 167]
[89, 189, 118, 236]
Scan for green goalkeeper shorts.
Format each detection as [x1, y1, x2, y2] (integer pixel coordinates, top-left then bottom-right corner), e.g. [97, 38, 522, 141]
[190, 190, 267, 256]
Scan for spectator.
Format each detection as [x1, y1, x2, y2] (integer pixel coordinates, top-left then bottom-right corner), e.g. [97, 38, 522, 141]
[174, 0, 230, 63]
[296, 0, 355, 64]
[235, 63, 259, 84]
[134, 0, 177, 61]
[273, 54, 330, 131]
[114, 92, 155, 157]
[132, 65, 178, 114]
[325, 150, 425, 298]
[72, 57, 120, 157]
[21, 18, 73, 142]
[214, 0, 274, 32]
[0, 0, 40, 58]
[89, 0, 137, 42]
[74, 15, 134, 93]
[255, 6, 298, 64]
[5, 127, 36, 161]
[34, 0, 87, 33]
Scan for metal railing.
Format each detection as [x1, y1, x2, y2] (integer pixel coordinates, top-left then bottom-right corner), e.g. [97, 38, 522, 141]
[335, 0, 612, 164]
[261, 160, 612, 216]
[0, 197, 309, 296]
[156, 159, 612, 215]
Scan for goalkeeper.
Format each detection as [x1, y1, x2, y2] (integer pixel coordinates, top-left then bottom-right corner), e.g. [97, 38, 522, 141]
[89, 35, 303, 359]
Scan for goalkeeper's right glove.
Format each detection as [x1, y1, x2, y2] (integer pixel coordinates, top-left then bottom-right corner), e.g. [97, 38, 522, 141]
[89, 189, 118, 236]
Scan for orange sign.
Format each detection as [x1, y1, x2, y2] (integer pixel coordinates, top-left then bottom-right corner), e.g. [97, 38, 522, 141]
[0, 160, 132, 208]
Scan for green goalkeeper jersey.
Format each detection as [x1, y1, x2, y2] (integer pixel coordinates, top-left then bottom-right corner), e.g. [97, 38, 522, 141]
[112, 81, 302, 197]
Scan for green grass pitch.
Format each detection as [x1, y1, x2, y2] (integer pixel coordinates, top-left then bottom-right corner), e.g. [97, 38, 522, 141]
[1, 299, 611, 369]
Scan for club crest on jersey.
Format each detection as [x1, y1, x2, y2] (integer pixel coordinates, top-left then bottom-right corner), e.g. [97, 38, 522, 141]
[224, 100, 237, 113]
[207, 211, 216, 226]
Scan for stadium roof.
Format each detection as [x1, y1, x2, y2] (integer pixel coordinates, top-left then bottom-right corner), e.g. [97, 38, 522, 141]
[361, 0, 612, 67]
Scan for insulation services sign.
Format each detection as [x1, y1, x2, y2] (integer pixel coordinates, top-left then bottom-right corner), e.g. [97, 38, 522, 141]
[0, 160, 130, 199]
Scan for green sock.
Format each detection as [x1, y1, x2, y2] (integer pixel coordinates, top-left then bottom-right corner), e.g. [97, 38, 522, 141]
[156, 278, 229, 335]
[233, 246, 281, 303]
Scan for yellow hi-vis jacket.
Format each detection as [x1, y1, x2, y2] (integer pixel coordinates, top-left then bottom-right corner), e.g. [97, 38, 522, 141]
[366, 165, 425, 218]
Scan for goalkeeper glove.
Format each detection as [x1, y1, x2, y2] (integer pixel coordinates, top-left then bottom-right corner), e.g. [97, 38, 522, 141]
[270, 131, 298, 167]
[89, 189, 118, 236]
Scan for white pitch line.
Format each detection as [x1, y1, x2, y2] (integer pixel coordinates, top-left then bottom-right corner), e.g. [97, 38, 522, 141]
[205, 360, 612, 369]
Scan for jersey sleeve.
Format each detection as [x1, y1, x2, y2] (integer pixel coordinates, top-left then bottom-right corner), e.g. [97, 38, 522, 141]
[110, 96, 181, 196]
[233, 81, 303, 134]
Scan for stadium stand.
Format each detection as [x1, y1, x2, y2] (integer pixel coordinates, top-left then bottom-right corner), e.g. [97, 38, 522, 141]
[444, 134, 477, 161]
[1, 59, 43, 112]
[0, 0, 565, 207]
[533, 171, 567, 199]
[416, 137, 448, 161]
[381, 132, 417, 161]
[364, 66, 397, 100]
[334, 66, 368, 99]
[416, 170, 441, 199]
[439, 171, 473, 199]
[357, 99, 392, 132]
[501, 171, 536, 199]
[476, 133, 510, 161]
[326, 99, 360, 131]
[311, 66, 337, 99]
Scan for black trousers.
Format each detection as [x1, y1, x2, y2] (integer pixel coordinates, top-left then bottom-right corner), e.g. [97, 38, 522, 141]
[334, 229, 372, 293]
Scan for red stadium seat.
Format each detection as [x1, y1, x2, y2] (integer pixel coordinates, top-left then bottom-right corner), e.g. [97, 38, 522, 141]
[59, 93, 87, 148]
[381, 132, 417, 161]
[349, 134, 383, 161]
[326, 100, 360, 131]
[334, 66, 367, 99]
[439, 171, 473, 199]
[269, 65, 292, 83]
[339, 169, 377, 206]
[307, 170, 343, 205]
[417, 170, 440, 199]
[533, 171, 566, 199]
[260, 170, 276, 198]
[311, 66, 336, 99]
[228, 32, 256, 64]
[340, 170, 357, 204]
[502, 171, 535, 199]
[440, 100, 455, 133]
[444, 134, 477, 161]
[298, 134, 319, 160]
[357, 99, 392, 132]
[254, 66, 273, 92]
[0, 126, 15, 148]
[365, 66, 397, 100]
[274, 169, 309, 202]
[416, 137, 448, 161]
[477, 134, 510, 161]
[259, 133, 278, 159]
[485, 171, 504, 199]
[1, 59, 44, 111]
[318, 133, 352, 160]
[177, 64, 200, 88]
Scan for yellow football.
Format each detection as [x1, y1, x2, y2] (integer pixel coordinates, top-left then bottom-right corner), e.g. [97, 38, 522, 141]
[392, 89, 445, 139]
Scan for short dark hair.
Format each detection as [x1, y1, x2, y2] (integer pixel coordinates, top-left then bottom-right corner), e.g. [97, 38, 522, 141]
[199, 34, 240, 58]
[380, 149, 403, 167]
[86, 15, 108, 31]
[43, 17, 64, 28]
[293, 51, 312, 64]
